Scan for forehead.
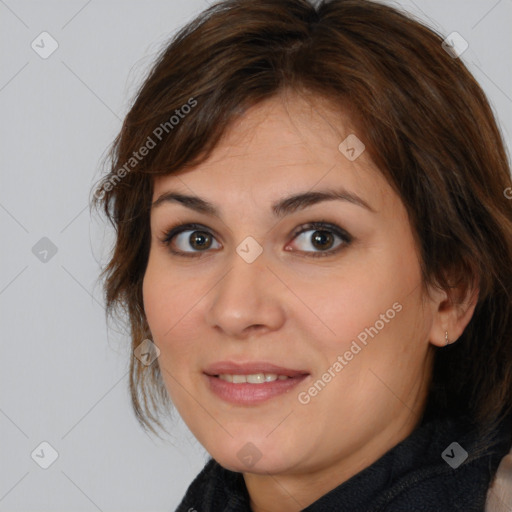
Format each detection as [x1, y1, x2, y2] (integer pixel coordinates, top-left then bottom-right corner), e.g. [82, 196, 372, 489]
[152, 94, 395, 214]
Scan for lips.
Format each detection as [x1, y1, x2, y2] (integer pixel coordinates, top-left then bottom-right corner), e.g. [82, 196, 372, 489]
[203, 361, 310, 405]
[204, 361, 309, 378]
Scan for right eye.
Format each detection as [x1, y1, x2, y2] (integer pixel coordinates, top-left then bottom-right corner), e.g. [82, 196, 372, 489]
[161, 223, 222, 256]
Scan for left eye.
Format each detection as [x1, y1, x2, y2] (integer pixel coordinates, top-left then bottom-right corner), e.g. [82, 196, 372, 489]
[287, 223, 351, 256]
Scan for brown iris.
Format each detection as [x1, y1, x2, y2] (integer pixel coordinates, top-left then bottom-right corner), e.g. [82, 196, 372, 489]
[189, 231, 213, 250]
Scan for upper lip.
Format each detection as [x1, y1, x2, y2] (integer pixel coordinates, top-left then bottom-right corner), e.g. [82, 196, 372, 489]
[204, 361, 310, 378]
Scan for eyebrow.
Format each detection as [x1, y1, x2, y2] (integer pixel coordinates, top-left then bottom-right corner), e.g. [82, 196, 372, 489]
[151, 188, 376, 217]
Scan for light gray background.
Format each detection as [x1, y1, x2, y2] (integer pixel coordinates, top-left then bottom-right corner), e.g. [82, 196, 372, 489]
[1, 1, 511, 511]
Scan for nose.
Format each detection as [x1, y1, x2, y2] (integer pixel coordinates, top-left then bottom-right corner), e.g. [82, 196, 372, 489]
[205, 248, 287, 338]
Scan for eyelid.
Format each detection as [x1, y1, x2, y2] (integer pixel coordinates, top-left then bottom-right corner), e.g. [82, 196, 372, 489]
[160, 222, 219, 243]
[290, 221, 352, 243]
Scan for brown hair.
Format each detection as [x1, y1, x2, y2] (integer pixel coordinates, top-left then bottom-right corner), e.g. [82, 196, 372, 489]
[91, 0, 512, 438]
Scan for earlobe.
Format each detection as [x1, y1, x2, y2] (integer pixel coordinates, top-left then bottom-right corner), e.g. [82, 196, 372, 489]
[428, 284, 479, 348]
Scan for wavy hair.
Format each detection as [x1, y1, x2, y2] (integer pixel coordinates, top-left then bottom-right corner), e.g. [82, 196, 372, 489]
[91, 0, 512, 438]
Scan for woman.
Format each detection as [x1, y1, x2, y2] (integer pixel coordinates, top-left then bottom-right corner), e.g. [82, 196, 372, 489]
[92, 0, 512, 510]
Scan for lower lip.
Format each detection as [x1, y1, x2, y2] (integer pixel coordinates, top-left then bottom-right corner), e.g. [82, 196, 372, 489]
[205, 374, 308, 405]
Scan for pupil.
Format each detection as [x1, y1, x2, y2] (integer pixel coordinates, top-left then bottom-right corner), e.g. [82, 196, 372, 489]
[190, 231, 211, 250]
[312, 230, 333, 250]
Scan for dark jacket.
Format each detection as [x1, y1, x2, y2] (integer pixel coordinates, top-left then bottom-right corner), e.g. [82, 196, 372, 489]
[175, 414, 512, 511]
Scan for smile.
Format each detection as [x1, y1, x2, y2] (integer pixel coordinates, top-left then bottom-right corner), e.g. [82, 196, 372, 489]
[204, 362, 310, 405]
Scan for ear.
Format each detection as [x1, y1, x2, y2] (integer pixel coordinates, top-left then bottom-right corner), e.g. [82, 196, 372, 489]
[427, 280, 479, 347]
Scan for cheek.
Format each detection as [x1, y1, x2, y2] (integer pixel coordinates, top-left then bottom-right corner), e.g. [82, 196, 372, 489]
[142, 255, 206, 364]
[306, 271, 411, 347]
[142, 258, 169, 335]
[305, 244, 426, 368]
[142, 255, 187, 345]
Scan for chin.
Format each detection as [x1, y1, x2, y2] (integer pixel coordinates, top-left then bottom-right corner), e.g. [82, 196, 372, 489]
[206, 437, 302, 475]
[218, 455, 295, 475]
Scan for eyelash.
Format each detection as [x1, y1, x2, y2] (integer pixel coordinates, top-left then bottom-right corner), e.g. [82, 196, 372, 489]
[159, 221, 353, 258]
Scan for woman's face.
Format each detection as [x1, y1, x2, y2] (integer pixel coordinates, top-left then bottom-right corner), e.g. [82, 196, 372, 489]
[143, 95, 440, 486]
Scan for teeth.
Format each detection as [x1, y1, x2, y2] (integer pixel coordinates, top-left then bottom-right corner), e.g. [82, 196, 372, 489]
[218, 373, 291, 383]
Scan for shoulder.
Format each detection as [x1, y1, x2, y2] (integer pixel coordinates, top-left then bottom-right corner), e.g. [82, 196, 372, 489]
[379, 413, 512, 512]
[485, 434, 512, 511]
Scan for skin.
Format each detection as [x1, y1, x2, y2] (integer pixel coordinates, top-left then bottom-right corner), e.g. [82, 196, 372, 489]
[142, 93, 477, 512]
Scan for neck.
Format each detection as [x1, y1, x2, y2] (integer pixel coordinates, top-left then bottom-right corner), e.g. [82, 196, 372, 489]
[244, 408, 424, 512]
